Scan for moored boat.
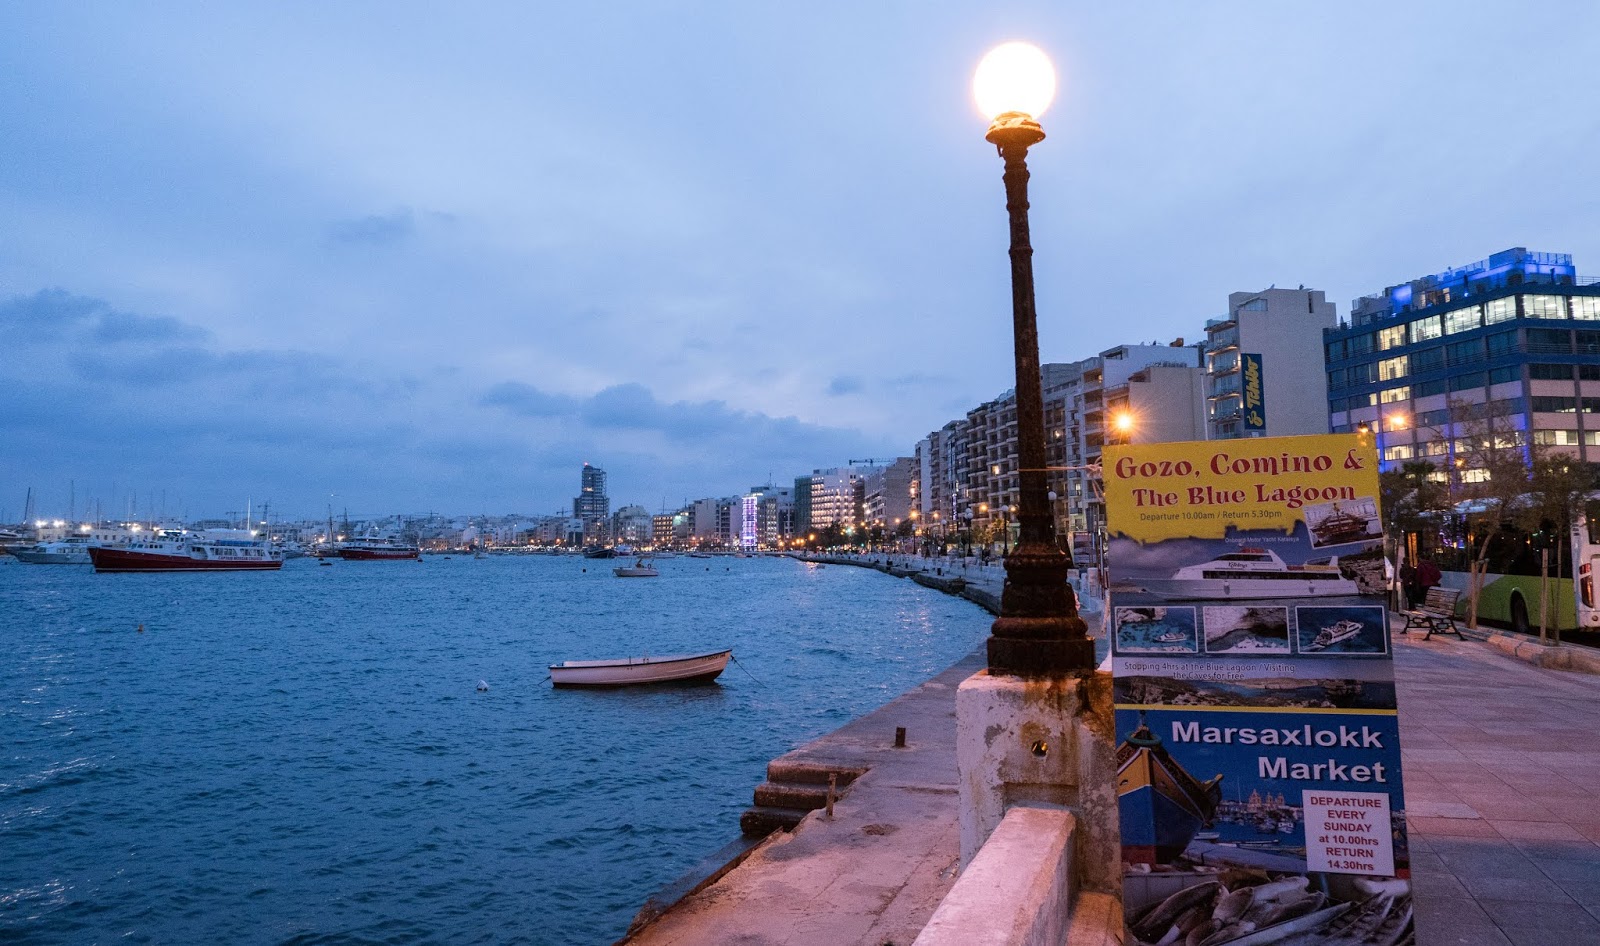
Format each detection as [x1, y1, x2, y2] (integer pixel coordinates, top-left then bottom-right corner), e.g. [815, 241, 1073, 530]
[338, 537, 420, 560]
[549, 649, 732, 687]
[10, 536, 95, 564]
[88, 529, 284, 572]
[613, 558, 659, 577]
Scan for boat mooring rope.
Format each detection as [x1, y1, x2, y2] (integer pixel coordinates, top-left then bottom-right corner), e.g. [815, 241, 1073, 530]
[730, 655, 765, 686]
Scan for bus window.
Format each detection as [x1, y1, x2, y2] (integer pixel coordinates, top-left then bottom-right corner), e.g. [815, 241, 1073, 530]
[1588, 500, 1600, 546]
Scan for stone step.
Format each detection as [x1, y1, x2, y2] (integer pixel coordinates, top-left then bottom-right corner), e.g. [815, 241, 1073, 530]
[739, 805, 810, 836]
[764, 760, 868, 787]
[752, 780, 832, 810]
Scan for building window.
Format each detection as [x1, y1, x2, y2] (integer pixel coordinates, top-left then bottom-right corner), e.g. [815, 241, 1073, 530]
[1411, 347, 1445, 372]
[1379, 386, 1410, 404]
[1577, 331, 1600, 355]
[1451, 372, 1485, 391]
[1486, 331, 1519, 357]
[1460, 468, 1491, 484]
[1416, 408, 1451, 427]
[1530, 364, 1574, 381]
[1382, 444, 1414, 461]
[1527, 328, 1571, 352]
[1446, 339, 1483, 364]
[1327, 370, 1345, 390]
[1413, 379, 1448, 398]
[1586, 398, 1600, 414]
[1531, 396, 1576, 413]
[1488, 366, 1520, 385]
[1377, 355, 1409, 382]
[1377, 325, 1407, 350]
[1483, 297, 1518, 324]
[1411, 315, 1443, 341]
[1582, 365, 1600, 381]
[1521, 295, 1566, 320]
[1326, 340, 1346, 362]
[1573, 297, 1600, 321]
[1419, 439, 1449, 457]
[1444, 305, 1482, 334]
[1533, 430, 1583, 446]
[1241, 298, 1268, 312]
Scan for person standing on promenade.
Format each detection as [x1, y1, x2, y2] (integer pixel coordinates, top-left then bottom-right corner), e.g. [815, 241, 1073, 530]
[1417, 556, 1442, 604]
[1400, 559, 1421, 609]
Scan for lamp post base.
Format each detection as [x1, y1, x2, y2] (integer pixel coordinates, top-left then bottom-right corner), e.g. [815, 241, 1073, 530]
[989, 542, 1095, 676]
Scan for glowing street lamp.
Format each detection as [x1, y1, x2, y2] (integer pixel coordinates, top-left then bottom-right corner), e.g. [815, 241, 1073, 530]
[1112, 410, 1136, 437]
[973, 42, 1093, 675]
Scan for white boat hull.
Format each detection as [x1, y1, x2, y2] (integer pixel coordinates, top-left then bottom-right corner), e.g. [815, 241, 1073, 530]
[1138, 577, 1359, 600]
[550, 650, 731, 687]
[9, 548, 91, 564]
[613, 566, 659, 577]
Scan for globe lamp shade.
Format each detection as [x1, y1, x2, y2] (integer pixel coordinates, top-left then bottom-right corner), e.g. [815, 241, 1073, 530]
[973, 42, 1056, 122]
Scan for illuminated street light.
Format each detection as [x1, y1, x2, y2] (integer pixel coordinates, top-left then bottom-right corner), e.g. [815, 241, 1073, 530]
[1112, 410, 1136, 436]
[973, 42, 1093, 675]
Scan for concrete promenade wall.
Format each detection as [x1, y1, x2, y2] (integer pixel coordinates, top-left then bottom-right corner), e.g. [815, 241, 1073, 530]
[912, 806, 1077, 946]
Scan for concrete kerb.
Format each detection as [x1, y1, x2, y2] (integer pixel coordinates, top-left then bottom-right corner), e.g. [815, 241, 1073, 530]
[1403, 614, 1600, 675]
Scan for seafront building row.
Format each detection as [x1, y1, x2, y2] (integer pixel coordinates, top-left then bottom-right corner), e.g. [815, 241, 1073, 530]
[9, 246, 1594, 556]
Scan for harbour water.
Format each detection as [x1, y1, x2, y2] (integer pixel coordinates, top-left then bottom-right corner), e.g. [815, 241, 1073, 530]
[0, 555, 992, 944]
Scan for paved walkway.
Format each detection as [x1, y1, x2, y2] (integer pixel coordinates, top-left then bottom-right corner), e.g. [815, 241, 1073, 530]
[622, 649, 986, 946]
[1395, 629, 1600, 945]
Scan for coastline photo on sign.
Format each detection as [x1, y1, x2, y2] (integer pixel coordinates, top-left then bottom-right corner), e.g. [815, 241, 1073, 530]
[1115, 655, 1399, 711]
[1115, 606, 1199, 654]
[1304, 496, 1381, 549]
[1203, 605, 1290, 654]
[1295, 605, 1389, 655]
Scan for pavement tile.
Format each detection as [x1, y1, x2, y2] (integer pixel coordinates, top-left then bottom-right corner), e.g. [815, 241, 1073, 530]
[1410, 800, 1481, 819]
[1413, 869, 1470, 901]
[1458, 874, 1576, 905]
[1489, 820, 1587, 841]
[1412, 816, 1500, 838]
[1413, 897, 1513, 946]
[1506, 837, 1600, 862]
[1574, 823, 1600, 843]
[1478, 898, 1600, 932]
[1539, 859, 1600, 886]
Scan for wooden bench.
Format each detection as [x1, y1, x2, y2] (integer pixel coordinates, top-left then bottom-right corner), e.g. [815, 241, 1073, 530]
[1401, 587, 1464, 640]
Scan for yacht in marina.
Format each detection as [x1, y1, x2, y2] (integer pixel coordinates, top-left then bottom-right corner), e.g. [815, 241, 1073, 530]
[1137, 548, 1358, 600]
[10, 536, 95, 564]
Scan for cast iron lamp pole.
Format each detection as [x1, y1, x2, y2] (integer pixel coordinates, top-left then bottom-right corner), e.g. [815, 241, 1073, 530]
[974, 42, 1094, 675]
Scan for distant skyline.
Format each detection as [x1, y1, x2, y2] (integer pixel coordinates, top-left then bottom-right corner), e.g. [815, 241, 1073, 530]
[4, 3, 1598, 518]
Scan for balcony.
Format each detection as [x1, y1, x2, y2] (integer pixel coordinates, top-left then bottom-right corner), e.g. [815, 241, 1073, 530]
[1210, 376, 1242, 398]
[1205, 325, 1240, 352]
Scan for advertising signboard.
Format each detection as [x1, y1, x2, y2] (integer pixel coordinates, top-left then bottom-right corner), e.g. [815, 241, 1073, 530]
[1106, 433, 1415, 946]
[1241, 353, 1266, 431]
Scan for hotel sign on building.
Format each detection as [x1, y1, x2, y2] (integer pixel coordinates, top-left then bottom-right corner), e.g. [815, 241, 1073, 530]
[1105, 433, 1416, 945]
[1241, 353, 1266, 431]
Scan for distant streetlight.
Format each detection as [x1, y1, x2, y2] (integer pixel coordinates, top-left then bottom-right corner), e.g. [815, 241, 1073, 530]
[973, 42, 1093, 675]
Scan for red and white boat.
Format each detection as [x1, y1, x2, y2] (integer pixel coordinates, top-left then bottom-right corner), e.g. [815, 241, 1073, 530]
[88, 529, 284, 573]
[338, 537, 420, 560]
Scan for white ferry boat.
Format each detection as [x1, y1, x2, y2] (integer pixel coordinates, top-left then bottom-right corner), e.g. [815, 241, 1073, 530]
[1138, 548, 1358, 600]
[1306, 619, 1365, 650]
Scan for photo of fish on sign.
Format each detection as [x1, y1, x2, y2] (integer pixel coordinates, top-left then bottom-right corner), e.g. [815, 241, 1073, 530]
[1104, 433, 1418, 946]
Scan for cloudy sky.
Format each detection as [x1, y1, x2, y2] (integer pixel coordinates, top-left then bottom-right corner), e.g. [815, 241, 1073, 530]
[4, 2, 1597, 521]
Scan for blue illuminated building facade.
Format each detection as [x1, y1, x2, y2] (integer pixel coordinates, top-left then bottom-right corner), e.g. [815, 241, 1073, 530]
[1325, 248, 1600, 473]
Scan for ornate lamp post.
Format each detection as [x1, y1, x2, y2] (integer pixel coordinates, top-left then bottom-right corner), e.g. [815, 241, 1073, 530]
[973, 43, 1093, 675]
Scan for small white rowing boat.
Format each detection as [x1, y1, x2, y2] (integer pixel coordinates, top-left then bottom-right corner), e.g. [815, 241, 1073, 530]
[549, 649, 732, 687]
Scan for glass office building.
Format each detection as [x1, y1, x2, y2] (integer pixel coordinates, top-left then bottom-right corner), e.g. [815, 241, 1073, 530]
[1325, 248, 1600, 471]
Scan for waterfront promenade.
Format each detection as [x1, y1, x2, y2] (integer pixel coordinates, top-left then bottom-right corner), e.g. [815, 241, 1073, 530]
[623, 557, 1600, 946]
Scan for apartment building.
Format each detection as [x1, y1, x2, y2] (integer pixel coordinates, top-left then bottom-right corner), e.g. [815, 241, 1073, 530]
[1205, 288, 1337, 440]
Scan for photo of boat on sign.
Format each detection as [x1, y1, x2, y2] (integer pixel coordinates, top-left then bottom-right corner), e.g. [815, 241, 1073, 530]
[1303, 496, 1380, 549]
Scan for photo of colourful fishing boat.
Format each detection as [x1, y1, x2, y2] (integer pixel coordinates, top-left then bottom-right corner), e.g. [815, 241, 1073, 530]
[1116, 715, 1224, 865]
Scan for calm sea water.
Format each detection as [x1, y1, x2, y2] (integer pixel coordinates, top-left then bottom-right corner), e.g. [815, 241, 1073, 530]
[0, 554, 992, 945]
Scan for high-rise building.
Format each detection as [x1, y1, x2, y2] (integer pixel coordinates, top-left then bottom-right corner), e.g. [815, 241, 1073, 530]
[1325, 248, 1600, 471]
[573, 463, 610, 541]
[793, 475, 814, 535]
[862, 459, 915, 532]
[1205, 288, 1337, 440]
[740, 485, 794, 549]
